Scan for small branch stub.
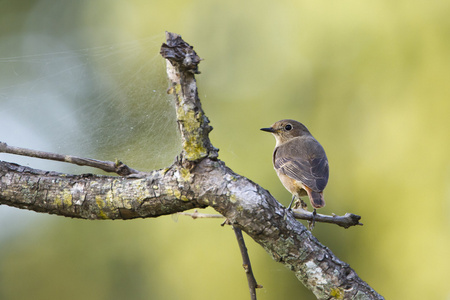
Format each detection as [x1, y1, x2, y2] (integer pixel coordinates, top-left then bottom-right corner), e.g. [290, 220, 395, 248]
[160, 32, 202, 74]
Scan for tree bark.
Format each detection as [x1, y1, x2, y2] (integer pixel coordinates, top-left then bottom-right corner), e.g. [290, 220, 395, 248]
[0, 32, 383, 300]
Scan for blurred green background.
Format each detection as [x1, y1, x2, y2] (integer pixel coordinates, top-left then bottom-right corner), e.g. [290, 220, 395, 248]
[1, 0, 449, 299]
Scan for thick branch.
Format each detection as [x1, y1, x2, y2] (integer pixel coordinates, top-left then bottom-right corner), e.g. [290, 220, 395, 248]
[0, 157, 380, 299]
[0, 161, 203, 219]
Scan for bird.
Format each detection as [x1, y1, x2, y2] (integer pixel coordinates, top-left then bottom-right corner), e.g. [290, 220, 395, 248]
[261, 119, 329, 223]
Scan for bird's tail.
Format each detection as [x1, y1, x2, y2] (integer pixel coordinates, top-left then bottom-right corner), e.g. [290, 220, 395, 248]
[306, 189, 325, 208]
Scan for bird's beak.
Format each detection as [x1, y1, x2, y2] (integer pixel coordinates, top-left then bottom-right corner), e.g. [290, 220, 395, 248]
[260, 127, 275, 133]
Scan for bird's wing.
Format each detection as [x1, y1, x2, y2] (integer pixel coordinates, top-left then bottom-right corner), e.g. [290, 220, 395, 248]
[274, 137, 329, 192]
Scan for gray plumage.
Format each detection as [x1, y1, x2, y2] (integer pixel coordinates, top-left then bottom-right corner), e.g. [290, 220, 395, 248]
[273, 135, 329, 193]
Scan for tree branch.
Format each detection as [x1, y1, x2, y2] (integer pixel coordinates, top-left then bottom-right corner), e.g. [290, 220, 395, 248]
[0, 32, 384, 300]
[292, 210, 363, 229]
[160, 31, 218, 164]
[179, 210, 363, 229]
[0, 161, 203, 219]
[178, 210, 225, 219]
[0, 142, 145, 177]
[233, 227, 261, 300]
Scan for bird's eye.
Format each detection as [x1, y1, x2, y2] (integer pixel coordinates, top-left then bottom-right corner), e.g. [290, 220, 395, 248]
[284, 124, 292, 131]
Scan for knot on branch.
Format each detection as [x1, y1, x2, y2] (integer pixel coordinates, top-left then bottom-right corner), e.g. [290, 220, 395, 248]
[160, 32, 201, 74]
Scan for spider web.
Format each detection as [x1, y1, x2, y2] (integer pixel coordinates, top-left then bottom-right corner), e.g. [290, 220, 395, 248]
[0, 34, 181, 174]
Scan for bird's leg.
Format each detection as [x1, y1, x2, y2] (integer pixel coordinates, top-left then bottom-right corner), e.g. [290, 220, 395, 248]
[284, 195, 297, 220]
[287, 195, 296, 211]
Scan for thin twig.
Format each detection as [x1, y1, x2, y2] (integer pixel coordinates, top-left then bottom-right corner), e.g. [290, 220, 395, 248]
[292, 210, 363, 229]
[179, 210, 362, 229]
[178, 210, 224, 219]
[0, 142, 145, 177]
[233, 227, 262, 300]
[180, 210, 263, 299]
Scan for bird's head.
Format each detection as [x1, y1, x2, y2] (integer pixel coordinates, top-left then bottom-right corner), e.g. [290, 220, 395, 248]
[260, 119, 311, 146]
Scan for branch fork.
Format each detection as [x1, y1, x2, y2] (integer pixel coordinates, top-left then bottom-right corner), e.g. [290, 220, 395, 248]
[0, 32, 383, 300]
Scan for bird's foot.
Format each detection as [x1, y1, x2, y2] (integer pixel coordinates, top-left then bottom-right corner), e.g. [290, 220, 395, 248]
[300, 199, 308, 210]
